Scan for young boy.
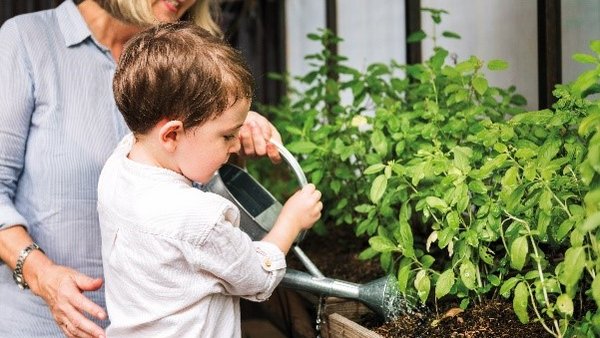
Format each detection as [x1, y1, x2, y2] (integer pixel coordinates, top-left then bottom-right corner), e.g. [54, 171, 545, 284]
[97, 22, 322, 337]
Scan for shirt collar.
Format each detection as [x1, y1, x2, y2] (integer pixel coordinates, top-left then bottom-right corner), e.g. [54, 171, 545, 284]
[56, 0, 92, 47]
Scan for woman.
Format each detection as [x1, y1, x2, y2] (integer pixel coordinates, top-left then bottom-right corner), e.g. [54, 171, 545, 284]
[0, 1, 281, 337]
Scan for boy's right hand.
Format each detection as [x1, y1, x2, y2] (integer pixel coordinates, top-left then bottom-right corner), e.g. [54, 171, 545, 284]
[280, 183, 323, 232]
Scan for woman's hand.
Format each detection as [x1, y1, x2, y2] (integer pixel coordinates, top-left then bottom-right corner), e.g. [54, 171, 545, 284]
[238, 111, 282, 163]
[32, 263, 106, 338]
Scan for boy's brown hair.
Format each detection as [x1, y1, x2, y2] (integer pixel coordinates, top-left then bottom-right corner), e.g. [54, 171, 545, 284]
[113, 21, 253, 135]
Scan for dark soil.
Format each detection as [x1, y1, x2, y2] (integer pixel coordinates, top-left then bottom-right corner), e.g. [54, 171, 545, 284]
[366, 299, 553, 338]
[289, 226, 553, 338]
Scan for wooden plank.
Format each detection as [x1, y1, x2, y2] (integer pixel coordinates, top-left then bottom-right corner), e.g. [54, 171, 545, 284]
[323, 297, 372, 322]
[325, 313, 384, 338]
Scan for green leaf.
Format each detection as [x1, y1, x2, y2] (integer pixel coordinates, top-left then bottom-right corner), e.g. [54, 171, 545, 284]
[500, 277, 520, 298]
[398, 204, 415, 258]
[370, 174, 388, 204]
[442, 31, 461, 39]
[414, 270, 431, 303]
[468, 180, 487, 194]
[510, 109, 553, 125]
[487, 59, 508, 71]
[459, 260, 477, 290]
[306, 33, 320, 41]
[579, 112, 600, 137]
[510, 236, 528, 271]
[430, 49, 449, 69]
[397, 263, 411, 293]
[556, 219, 575, 242]
[371, 130, 388, 156]
[354, 204, 374, 214]
[591, 40, 600, 54]
[572, 53, 598, 64]
[556, 294, 574, 316]
[407, 30, 426, 43]
[364, 163, 386, 175]
[472, 76, 489, 95]
[572, 69, 598, 95]
[358, 247, 378, 260]
[425, 196, 449, 212]
[368, 235, 398, 253]
[559, 246, 586, 287]
[592, 276, 600, 308]
[580, 212, 600, 232]
[420, 255, 435, 268]
[287, 141, 318, 154]
[435, 269, 455, 299]
[513, 282, 530, 323]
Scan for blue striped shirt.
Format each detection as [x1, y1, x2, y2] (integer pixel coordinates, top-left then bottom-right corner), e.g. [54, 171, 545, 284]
[0, 1, 128, 336]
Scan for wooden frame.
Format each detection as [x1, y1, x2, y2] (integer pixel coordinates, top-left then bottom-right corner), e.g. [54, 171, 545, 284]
[537, 0, 562, 109]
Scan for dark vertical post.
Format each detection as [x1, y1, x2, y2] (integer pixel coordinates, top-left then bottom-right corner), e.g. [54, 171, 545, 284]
[406, 0, 421, 64]
[325, 0, 338, 56]
[537, 0, 562, 109]
[260, 0, 286, 107]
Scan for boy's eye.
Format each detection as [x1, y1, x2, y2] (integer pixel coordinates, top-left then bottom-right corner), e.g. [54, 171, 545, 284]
[224, 134, 236, 141]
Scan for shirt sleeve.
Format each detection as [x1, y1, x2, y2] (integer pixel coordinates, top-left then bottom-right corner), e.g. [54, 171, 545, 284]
[184, 207, 286, 302]
[0, 19, 34, 231]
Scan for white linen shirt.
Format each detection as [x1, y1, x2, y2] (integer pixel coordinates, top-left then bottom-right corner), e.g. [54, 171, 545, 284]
[97, 135, 286, 338]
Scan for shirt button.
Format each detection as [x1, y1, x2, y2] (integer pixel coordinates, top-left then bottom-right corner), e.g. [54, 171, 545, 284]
[264, 259, 272, 268]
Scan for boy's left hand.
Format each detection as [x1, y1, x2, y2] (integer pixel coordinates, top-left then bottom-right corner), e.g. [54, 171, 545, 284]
[238, 111, 282, 163]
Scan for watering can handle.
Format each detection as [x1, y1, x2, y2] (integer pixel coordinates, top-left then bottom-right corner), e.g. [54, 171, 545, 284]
[268, 138, 308, 187]
[268, 139, 325, 277]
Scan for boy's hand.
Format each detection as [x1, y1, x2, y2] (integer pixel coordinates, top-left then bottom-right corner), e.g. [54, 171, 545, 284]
[263, 184, 322, 254]
[280, 184, 323, 231]
[238, 111, 282, 163]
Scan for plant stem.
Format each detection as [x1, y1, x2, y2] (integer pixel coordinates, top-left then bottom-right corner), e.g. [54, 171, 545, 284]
[525, 282, 560, 338]
[505, 211, 563, 336]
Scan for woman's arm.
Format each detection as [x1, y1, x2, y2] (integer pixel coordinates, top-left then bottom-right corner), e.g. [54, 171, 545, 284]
[0, 20, 106, 338]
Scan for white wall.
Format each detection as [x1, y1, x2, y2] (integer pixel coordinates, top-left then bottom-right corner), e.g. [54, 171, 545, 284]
[285, 0, 407, 77]
[337, 1, 406, 72]
[285, 1, 599, 110]
[562, 0, 600, 84]
[421, 0, 538, 109]
[285, 0, 326, 78]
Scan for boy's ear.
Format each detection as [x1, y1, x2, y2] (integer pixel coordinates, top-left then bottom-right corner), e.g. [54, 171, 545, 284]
[158, 120, 184, 152]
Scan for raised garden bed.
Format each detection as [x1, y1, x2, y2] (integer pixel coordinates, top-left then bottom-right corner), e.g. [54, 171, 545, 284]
[289, 227, 553, 338]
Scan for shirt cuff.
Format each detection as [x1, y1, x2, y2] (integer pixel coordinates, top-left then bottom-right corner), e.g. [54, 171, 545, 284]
[0, 203, 28, 231]
[253, 241, 286, 272]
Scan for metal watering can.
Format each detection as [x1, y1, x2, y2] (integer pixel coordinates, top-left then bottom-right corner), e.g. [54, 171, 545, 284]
[206, 140, 416, 321]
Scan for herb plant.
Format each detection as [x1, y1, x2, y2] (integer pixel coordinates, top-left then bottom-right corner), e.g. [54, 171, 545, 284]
[258, 10, 600, 337]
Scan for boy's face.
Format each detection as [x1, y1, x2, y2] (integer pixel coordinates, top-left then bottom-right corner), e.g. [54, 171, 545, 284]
[174, 98, 250, 184]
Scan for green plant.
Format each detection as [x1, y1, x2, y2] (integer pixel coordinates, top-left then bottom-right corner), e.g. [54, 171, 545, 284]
[257, 10, 600, 338]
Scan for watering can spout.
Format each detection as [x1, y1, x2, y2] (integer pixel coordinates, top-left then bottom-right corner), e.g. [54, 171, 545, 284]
[281, 269, 418, 321]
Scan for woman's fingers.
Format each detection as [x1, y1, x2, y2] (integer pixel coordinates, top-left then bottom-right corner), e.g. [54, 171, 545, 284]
[239, 111, 283, 163]
[60, 302, 103, 338]
[39, 266, 106, 338]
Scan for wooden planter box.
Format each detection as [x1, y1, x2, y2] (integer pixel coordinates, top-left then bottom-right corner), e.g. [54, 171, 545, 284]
[319, 297, 383, 338]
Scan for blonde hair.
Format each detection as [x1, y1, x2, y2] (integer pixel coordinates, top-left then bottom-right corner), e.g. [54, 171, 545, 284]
[96, 0, 223, 37]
